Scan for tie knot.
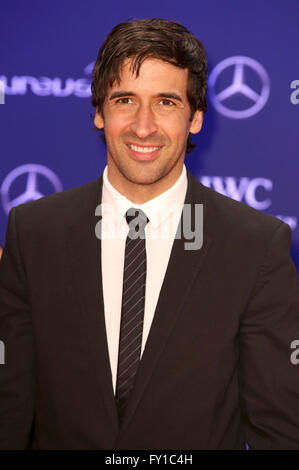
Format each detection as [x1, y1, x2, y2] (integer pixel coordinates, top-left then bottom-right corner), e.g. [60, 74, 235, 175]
[125, 207, 149, 234]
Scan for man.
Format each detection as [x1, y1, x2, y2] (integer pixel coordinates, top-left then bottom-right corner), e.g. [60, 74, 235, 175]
[0, 18, 299, 450]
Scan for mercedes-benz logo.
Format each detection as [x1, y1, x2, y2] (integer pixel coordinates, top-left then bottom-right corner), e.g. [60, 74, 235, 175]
[1, 164, 63, 215]
[209, 56, 270, 118]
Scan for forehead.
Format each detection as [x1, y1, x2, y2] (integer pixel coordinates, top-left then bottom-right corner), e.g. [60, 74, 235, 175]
[108, 57, 189, 96]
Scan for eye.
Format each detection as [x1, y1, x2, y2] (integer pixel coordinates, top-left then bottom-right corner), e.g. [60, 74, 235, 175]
[115, 97, 133, 104]
[159, 99, 176, 106]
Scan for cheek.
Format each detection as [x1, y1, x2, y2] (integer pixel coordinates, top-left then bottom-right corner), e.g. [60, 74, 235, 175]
[161, 118, 190, 143]
[105, 114, 130, 138]
[104, 121, 124, 139]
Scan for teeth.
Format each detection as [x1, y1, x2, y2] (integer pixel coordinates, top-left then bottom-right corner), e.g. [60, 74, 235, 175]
[128, 144, 160, 153]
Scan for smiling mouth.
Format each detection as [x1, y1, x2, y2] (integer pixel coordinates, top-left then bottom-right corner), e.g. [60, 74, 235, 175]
[126, 143, 162, 153]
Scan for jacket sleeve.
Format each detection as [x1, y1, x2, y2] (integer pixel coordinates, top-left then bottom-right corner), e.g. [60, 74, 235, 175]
[239, 221, 299, 449]
[0, 207, 36, 449]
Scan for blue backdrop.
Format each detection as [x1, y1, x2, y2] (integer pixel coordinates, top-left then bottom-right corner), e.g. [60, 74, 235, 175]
[0, 0, 298, 273]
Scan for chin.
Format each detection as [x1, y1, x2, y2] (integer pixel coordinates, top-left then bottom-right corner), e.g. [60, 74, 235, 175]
[126, 173, 160, 186]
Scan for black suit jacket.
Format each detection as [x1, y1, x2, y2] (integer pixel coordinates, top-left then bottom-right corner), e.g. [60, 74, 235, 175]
[1, 170, 299, 450]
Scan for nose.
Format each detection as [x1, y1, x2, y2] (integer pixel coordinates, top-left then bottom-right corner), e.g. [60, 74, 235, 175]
[130, 103, 158, 139]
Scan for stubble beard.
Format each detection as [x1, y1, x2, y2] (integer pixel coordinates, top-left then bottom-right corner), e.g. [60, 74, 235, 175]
[107, 143, 185, 191]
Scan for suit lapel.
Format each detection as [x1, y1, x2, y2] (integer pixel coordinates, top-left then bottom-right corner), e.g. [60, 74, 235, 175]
[66, 177, 119, 432]
[119, 171, 213, 433]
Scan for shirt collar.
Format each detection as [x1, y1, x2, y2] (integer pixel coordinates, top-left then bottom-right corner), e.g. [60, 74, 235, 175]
[101, 164, 187, 229]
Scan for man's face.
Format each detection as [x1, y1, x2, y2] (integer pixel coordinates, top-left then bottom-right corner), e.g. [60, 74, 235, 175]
[94, 57, 203, 201]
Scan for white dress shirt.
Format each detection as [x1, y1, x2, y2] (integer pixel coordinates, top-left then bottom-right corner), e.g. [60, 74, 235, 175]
[101, 165, 187, 394]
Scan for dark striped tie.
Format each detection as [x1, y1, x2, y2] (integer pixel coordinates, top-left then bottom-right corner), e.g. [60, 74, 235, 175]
[115, 207, 149, 424]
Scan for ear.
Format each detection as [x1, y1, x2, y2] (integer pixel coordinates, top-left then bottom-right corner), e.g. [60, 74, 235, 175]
[94, 107, 104, 129]
[189, 110, 203, 134]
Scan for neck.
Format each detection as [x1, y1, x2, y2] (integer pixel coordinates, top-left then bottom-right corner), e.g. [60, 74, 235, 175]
[107, 163, 184, 204]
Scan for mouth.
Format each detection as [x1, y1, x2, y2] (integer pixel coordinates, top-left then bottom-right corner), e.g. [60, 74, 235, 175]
[126, 142, 163, 160]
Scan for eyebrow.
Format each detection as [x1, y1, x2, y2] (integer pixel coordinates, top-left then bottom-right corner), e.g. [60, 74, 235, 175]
[109, 91, 183, 103]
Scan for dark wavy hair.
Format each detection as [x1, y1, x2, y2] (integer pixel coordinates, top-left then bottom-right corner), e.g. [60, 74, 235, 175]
[91, 18, 208, 153]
